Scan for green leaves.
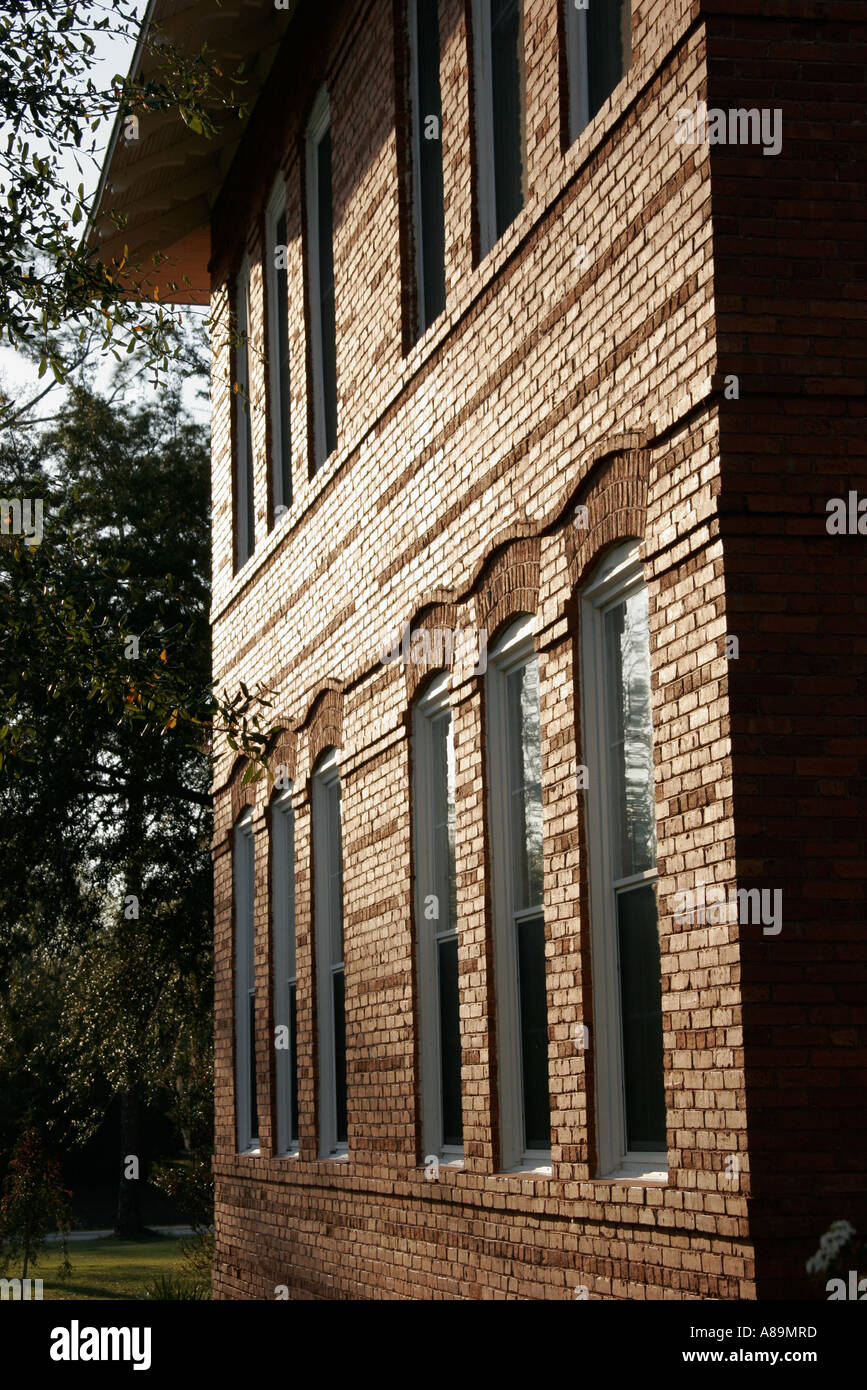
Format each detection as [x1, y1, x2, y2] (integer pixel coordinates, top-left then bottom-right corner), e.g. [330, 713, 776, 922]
[0, 1, 247, 423]
[179, 107, 206, 136]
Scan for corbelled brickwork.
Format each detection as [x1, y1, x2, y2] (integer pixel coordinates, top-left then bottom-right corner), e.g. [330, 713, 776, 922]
[207, 0, 865, 1299]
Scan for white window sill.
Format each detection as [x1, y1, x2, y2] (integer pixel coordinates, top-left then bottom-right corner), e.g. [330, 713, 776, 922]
[497, 1157, 553, 1178]
[601, 1159, 668, 1183]
[320, 1150, 349, 1162]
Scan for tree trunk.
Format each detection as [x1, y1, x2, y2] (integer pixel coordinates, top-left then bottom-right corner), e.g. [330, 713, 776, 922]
[115, 1089, 144, 1236]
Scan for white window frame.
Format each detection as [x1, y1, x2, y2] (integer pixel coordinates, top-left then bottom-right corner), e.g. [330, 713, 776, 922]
[265, 176, 291, 521]
[486, 614, 552, 1173]
[271, 788, 298, 1157]
[413, 673, 464, 1163]
[471, 0, 525, 259]
[313, 749, 347, 1158]
[234, 809, 259, 1155]
[564, 0, 590, 143]
[234, 255, 253, 568]
[305, 87, 334, 471]
[580, 540, 667, 1181]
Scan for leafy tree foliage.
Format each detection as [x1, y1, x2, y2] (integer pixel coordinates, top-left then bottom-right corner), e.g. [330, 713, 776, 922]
[0, 1125, 72, 1280]
[0, 374, 221, 1231]
[0, 0, 246, 411]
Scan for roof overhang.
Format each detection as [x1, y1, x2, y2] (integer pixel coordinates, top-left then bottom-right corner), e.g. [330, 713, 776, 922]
[88, 0, 299, 303]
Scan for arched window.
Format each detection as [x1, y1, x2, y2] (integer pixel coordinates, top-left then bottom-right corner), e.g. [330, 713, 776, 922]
[313, 749, 347, 1156]
[580, 540, 666, 1178]
[486, 615, 551, 1169]
[413, 673, 462, 1159]
[234, 809, 258, 1153]
[271, 788, 298, 1155]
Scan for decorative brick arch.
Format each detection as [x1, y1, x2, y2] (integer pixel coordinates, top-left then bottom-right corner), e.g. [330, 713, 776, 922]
[266, 726, 298, 788]
[471, 530, 541, 645]
[228, 755, 256, 823]
[302, 682, 344, 772]
[402, 597, 460, 705]
[564, 441, 650, 588]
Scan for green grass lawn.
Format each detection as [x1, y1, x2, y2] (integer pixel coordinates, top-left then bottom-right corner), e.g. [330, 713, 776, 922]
[35, 1235, 199, 1301]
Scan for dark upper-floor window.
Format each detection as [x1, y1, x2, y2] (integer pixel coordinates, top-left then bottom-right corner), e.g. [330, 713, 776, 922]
[233, 258, 255, 570]
[565, 0, 632, 143]
[472, 0, 525, 256]
[408, 0, 446, 334]
[265, 178, 292, 520]
[306, 88, 338, 469]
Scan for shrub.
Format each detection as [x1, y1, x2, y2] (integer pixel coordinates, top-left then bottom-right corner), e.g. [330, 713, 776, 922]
[0, 1126, 72, 1281]
[145, 1273, 209, 1301]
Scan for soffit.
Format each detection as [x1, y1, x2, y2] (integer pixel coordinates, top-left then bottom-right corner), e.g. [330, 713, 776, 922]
[89, 0, 299, 303]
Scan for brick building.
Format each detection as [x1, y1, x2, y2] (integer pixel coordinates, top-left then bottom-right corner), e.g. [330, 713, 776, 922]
[93, 0, 866, 1299]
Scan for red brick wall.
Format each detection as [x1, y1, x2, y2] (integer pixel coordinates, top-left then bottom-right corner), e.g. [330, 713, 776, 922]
[205, 0, 859, 1299]
[706, 0, 867, 1298]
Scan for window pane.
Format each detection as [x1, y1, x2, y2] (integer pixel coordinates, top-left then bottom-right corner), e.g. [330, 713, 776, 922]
[235, 277, 254, 564]
[437, 936, 463, 1146]
[279, 806, 296, 979]
[414, 0, 446, 327]
[274, 209, 291, 508]
[243, 834, 255, 982]
[289, 980, 298, 1144]
[517, 914, 549, 1149]
[506, 660, 544, 911]
[274, 803, 296, 1153]
[332, 968, 347, 1144]
[317, 130, 338, 457]
[617, 884, 665, 1150]
[490, 0, 524, 237]
[604, 589, 656, 879]
[327, 778, 343, 964]
[588, 0, 630, 121]
[235, 826, 256, 1149]
[248, 991, 259, 1142]
[431, 711, 456, 932]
